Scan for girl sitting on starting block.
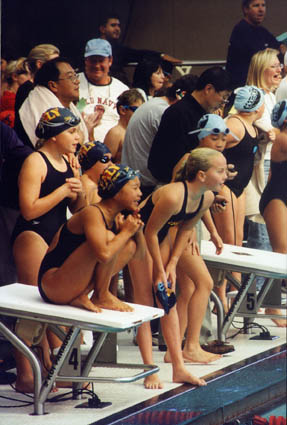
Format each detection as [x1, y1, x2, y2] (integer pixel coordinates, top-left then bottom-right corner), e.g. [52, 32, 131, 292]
[38, 164, 144, 313]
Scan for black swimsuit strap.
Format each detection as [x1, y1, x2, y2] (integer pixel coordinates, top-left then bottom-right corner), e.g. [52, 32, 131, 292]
[182, 181, 188, 212]
[92, 204, 114, 231]
[227, 115, 258, 137]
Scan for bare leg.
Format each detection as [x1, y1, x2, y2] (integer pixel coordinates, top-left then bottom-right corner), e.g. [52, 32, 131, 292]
[176, 268, 195, 343]
[91, 239, 136, 312]
[13, 232, 56, 393]
[264, 200, 287, 327]
[160, 304, 206, 386]
[159, 236, 206, 386]
[129, 251, 163, 389]
[212, 188, 245, 311]
[177, 252, 221, 363]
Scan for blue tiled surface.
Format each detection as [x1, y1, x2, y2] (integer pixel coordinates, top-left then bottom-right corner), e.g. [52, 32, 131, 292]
[110, 351, 286, 425]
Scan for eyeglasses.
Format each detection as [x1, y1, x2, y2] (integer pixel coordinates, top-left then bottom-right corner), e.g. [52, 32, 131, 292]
[58, 72, 79, 83]
[122, 105, 138, 112]
[270, 64, 283, 70]
[99, 155, 111, 164]
[217, 93, 231, 104]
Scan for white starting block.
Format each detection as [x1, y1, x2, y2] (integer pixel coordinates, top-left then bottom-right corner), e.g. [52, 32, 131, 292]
[201, 241, 287, 340]
[0, 283, 164, 415]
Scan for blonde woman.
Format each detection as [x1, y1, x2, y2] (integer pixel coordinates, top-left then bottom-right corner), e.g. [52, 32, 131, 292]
[245, 48, 284, 324]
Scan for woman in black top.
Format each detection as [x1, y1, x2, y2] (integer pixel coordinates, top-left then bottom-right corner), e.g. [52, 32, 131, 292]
[212, 85, 265, 312]
[259, 100, 287, 327]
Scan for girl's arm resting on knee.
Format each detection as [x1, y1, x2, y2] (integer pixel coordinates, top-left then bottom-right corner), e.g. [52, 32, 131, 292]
[19, 154, 82, 221]
[165, 221, 199, 289]
[144, 185, 184, 287]
[144, 228, 167, 287]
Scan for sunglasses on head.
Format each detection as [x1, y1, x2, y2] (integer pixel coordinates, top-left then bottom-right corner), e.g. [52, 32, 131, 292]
[99, 155, 111, 164]
[122, 105, 138, 112]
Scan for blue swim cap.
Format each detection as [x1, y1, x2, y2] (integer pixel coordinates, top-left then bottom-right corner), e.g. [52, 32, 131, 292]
[234, 85, 264, 112]
[189, 114, 230, 140]
[98, 164, 140, 199]
[78, 141, 111, 171]
[271, 100, 287, 129]
[35, 107, 80, 140]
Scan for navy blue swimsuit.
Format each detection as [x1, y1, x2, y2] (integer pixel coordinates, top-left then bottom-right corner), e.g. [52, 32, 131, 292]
[224, 118, 258, 198]
[140, 181, 204, 243]
[12, 151, 73, 245]
[38, 205, 117, 304]
[260, 160, 287, 214]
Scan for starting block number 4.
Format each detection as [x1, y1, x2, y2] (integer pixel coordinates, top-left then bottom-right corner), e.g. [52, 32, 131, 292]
[59, 333, 81, 377]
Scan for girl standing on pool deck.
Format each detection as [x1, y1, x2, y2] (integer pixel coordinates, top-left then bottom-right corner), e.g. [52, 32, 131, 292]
[129, 148, 227, 389]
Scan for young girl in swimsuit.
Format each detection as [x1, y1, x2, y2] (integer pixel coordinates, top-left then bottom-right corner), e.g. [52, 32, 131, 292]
[128, 148, 227, 389]
[38, 163, 144, 313]
[259, 100, 287, 327]
[211, 86, 266, 312]
[12, 107, 84, 285]
[12, 107, 84, 393]
[171, 114, 232, 355]
[78, 140, 112, 205]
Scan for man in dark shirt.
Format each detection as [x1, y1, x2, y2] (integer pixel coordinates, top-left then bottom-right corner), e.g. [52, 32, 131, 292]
[99, 13, 181, 85]
[148, 66, 232, 183]
[226, 0, 286, 89]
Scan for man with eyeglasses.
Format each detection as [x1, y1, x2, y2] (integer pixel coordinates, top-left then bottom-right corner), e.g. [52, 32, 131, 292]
[77, 38, 130, 143]
[16, 57, 90, 149]
[226, 0, 286, 89]
[148, 67, 232, 184]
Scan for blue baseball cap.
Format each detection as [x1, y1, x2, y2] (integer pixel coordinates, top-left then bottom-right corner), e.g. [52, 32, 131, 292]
[271, 100, 287, 129]
[84, 39, 112, 58]
[189, 114, 231, 140]
[35, 107, 80, 140]
[234, 85, 264, 112]
[78, 141, 111, 171]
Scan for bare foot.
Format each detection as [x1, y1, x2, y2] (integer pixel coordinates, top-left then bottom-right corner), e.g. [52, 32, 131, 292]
[182, 345, 221, 363]
[70, 294, 102, 313]
[144, 373, 164, 389]
[265, 308, 287, 327]
[173, 367, 206, 386]
[91, 292, 134, 312]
